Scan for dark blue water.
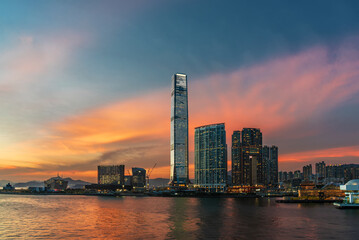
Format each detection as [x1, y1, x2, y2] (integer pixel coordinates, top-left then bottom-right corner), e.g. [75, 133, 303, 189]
[0, 195, 358, 239]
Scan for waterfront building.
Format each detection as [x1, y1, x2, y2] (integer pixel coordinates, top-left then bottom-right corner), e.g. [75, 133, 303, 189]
[194, 123, 227, 191]
[262, 145, 270, 185]
[124, 175, 133, 187]
[44, 176, 68, 191]
[269, 145, 279, 185]
[231, 128, 263, 186]
[3, 183, 15, 191]
[170, 73, 189, 187]
[262, 145, 279, 186]
[241, 128, 263, 185]
[98, 165, 125, 185]
[315, 161, 326, 182]
[132, 167, 146, 188]
[303, 164, 312, 181]
[335, 179, 359, 208]
[299, 182, 345, 200]
[231, 131, 241, 186]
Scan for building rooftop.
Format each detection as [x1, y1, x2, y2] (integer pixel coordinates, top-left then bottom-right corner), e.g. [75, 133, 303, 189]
[195, 123, 225, 129]
[345, 179, 359, 186]
[340, 179, 359, 191]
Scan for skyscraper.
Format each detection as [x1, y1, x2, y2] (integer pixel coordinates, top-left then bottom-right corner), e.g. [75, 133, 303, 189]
[232, 128, 263, 186]
[262, 145, 270, 185]
[194, 123, 227, 190]
[231, 131, 241, 186]
[315, 161, 326, 182]
[170, 73, 189, 186]
[269, 145, 279, 185]
[303, 164, 312, 181]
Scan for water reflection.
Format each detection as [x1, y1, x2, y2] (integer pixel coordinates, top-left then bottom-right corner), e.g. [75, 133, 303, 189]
[0, 195, 358, 239]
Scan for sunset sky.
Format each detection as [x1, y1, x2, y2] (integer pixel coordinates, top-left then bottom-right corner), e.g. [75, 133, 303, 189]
[1, 0, 359, 182]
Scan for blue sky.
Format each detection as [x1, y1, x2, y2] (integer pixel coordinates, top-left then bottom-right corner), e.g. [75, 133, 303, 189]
[1, 0, 359, 181]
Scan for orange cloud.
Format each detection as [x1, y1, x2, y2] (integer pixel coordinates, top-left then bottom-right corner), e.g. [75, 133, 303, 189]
[3, 42, 359, 181]
[280, 146, 359, 162]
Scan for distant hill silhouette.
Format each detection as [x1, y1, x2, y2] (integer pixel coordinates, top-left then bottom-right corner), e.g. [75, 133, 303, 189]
[6, 178, 93, 189]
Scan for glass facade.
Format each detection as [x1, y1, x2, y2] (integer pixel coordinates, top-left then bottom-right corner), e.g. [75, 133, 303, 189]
[232, 128, 262, 186]
[194, 123, 227, 190]
[170, 73, 189, 186]
[263, 145, 278, 186]
[231, 131, 241, 186]
[269, 146, 278, 185]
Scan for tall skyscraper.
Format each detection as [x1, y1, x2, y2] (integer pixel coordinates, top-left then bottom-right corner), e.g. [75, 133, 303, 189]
[232, 128, 263, 186]
[262, 145, 270, 185]
[269, 145, 279, 185]
[231, 131, 241, 186]
[170, 73, 189, 186]
[263, 145, 278, 186]
[194, 123, 227, 190]
[315, 161, 326, 182]
[303, 164, 312, 181]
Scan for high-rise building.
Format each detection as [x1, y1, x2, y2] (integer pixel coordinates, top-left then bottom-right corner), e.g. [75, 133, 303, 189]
[132, 167, 146, 188]
[263, 145, 279, 186]
[194, 123, 227, 190]
[232, 128, 263, 186]
[269, 145, 279, 184]
[303, 164, 312, 181]
[231, 131, 241, 186]
[262, 145, 270, 185]
[98, 165, 125, 185]
[315, 161, 326, 182]
[170, 73, 189, 187]
[241, 128, 263, 185]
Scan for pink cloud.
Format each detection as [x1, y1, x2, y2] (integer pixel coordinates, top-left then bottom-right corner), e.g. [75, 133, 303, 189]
[0, 33, 86, 91]
[3, 40, 359, 180]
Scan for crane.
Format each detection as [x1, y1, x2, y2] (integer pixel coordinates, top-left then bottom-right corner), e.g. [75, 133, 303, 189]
[146, 162, 157, 190]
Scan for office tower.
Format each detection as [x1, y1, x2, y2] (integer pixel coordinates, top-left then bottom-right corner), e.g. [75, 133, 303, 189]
[98, 165, 125, 185]
[231, 131, 241, 186]
[194, 123, 227, 190]
[170, 73, 189, 186]
[262, 145, 270, 185]
[263, 145, 279, 186]
[132, 167, 146, 188]
[269, 146, 279, 184]
[241, 128, 263, 185]
[303, 164, 312, 181]
[315, 161, 326, 182]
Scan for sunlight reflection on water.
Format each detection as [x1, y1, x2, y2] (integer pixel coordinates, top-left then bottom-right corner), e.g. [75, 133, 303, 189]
[0, 195, 358, 239]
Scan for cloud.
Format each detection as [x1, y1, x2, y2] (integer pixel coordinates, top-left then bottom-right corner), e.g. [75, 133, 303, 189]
[3, 37, 359, 181]
[0, 33, 85, 93]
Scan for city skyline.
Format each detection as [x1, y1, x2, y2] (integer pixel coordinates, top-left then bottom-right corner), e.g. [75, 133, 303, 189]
[1, 1, 359, 182]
